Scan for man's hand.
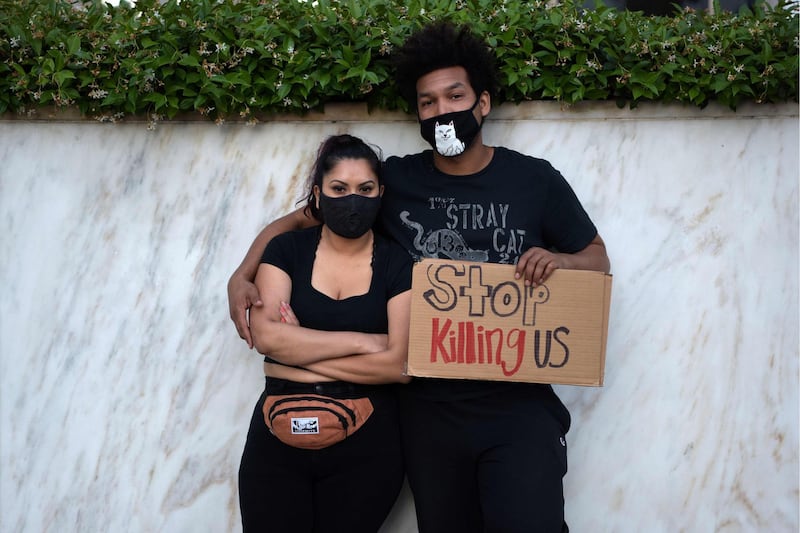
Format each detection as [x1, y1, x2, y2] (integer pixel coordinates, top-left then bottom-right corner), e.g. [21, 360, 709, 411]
[515, 235, 610, 286]
[226, 209, 322, 347]
[514, 247, 568, 287]
[228, 274, 263, 349]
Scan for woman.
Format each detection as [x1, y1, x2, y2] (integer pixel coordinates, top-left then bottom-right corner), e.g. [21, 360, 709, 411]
[238, 134, 412, 533]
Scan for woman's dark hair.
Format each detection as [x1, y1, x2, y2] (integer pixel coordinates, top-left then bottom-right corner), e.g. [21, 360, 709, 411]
[301, 134, 383, 222]
[392, 21, 499, 111]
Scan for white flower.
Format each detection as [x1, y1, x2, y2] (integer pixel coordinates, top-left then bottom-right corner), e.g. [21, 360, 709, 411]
[9, 36, 21, 48]
[88, 89, 109, 99]
[216, 43, 228, 53]
[283, 97, 293, 106]
[734, 64, 745, 73]
[147, 113, 162, 131]
[500, 24, 508, 32]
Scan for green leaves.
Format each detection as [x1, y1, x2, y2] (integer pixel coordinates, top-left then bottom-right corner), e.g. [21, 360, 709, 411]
[0, 0, 796, 120]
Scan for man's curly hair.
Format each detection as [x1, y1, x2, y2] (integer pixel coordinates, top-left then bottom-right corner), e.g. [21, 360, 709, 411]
[392, 21, 499, 111]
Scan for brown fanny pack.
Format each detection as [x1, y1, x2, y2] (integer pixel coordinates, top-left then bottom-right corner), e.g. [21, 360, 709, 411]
[263, 394, 374, 450]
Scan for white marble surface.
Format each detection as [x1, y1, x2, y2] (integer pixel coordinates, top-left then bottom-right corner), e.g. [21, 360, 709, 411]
[1, 101, 797, 532]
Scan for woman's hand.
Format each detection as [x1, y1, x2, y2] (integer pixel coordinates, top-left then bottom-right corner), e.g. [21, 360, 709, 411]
[279, 301, 299, 326]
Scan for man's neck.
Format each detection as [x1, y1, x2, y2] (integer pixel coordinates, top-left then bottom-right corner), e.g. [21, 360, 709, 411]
[432, 139, 494, 176]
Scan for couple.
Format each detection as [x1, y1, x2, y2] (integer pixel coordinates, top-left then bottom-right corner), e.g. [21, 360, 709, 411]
[232, 21, 610, 533]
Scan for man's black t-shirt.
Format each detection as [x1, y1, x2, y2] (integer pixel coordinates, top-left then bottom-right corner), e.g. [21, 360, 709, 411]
[378, 147, 598, 400]
[379, 147, 597, 264]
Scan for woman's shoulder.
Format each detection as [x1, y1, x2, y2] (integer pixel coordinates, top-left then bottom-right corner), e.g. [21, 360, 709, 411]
[263, 226, 321, 262]
[271, 225, 321, 246]
[374, 233, 413, 288]
[373, 233, 413, 294]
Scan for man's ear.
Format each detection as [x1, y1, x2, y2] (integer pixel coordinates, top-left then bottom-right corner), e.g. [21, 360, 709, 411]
[479, 90, 492, 118]
[379, 184, 385, 197]
[313, 185, 320, 208]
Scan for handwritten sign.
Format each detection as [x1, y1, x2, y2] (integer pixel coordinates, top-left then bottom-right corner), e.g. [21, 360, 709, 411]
[407, 259, 612, 386]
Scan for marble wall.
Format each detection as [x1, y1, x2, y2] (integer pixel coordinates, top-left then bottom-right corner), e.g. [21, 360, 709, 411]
[1, 101, 797, 532]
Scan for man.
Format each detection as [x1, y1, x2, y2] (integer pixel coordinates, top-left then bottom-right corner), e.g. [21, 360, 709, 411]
[228, 22, 610, 533]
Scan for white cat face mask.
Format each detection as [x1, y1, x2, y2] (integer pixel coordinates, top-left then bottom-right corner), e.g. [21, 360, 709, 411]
[419, 99, 482, 157]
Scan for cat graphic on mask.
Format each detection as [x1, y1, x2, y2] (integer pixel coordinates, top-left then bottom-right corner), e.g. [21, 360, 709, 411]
[434, 121, 466, 156]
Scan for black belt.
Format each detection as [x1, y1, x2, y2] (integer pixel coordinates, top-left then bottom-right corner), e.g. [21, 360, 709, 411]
[265, 376, 380, 398]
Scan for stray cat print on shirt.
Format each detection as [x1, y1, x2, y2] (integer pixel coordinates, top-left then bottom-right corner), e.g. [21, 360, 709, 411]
[397, 194, 529, 264]
[400, 211, 489, 262]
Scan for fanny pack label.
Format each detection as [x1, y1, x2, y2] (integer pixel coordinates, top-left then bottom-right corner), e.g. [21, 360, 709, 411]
[291, 417, 320, 434]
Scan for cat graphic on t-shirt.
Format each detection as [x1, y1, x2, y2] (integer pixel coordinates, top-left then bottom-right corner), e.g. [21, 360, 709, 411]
[399, 211, 488, 261]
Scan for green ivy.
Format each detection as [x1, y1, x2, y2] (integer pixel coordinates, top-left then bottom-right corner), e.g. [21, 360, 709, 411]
[0, 0, 796, 122]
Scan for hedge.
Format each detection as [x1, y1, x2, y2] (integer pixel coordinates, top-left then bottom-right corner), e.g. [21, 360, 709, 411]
[1, 0, 797, 124]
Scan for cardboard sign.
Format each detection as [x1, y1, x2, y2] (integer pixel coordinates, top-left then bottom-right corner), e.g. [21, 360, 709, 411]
[407, 259, 612, 386]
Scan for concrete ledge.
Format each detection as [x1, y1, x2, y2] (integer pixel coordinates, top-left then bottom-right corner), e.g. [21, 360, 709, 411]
[2, 100, 796, 124]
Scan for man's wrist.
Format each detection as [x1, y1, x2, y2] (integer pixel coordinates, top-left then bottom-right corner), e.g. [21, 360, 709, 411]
[228, 268, 250, 288]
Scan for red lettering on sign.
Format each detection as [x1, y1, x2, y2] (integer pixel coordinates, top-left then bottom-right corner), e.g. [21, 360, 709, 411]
[426, 319, 570, 377]
[499, 329, 525, 376]
[465, 322, 476, 364]
[428, 320, 521, 375]
[486, 327, 503, 365]
[430, 318, 453, 363]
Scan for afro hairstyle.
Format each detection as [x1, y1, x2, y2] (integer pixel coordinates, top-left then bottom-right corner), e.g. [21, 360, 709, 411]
[392, 21, 499, 111]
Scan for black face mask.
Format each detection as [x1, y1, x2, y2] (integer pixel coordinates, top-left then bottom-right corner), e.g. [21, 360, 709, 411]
[318, 193, 381, 239]
[419, 98, 482, 157]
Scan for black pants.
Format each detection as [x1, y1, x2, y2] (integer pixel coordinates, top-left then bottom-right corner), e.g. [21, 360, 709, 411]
[399, 383, 570, 533]
[239, 378, 404, 533]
